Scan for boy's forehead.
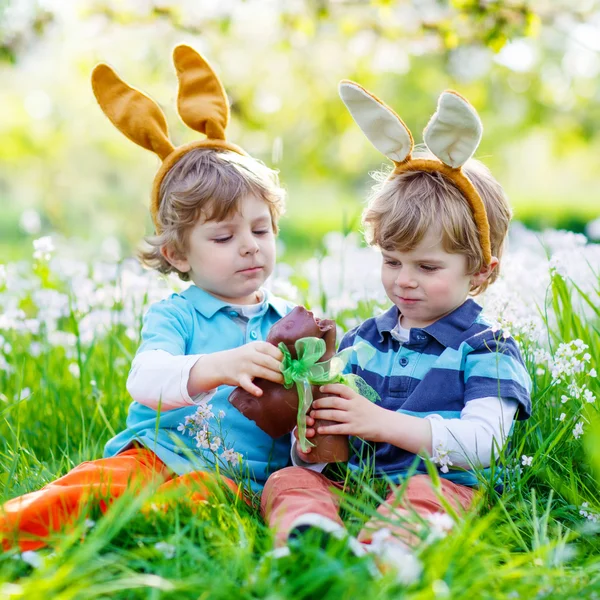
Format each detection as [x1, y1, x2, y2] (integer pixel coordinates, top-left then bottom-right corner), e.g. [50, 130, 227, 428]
[199, 195, 272, 226]
[384, 228, 445, 257]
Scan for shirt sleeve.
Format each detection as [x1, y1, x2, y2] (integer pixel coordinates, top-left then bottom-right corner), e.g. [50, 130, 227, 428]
[425, 396, 518, 471]
[136, 299, 193, 356]
[127, 350, 216, 411]
[464, 335, 532, 419]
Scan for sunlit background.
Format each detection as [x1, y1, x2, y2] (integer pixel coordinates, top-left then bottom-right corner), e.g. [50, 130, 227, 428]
[1, 0, 599, 265]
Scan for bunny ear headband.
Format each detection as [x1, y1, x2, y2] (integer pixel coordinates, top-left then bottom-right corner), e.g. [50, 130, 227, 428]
[339, 81, 491, 265]
[91, 45, 246, 233]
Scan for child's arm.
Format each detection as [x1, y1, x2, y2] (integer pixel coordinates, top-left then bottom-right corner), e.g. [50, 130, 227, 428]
[310, 383, 434, 455]
[129, 299, 284, 411]
[187, 342, 284, 397]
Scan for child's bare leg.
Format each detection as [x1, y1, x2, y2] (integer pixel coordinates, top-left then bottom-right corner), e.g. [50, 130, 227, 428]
[261, 466, 343, 547]
[358, 474, 476, 548]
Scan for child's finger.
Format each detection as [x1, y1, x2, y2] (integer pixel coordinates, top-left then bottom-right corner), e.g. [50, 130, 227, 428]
[239, 374, 262, 397]
[253, 366, 284, 384]
[311, 396, 347, 410]
[293, 426, 315, 440]
[258, 343, 284, 361]
[317, 423, 348, 435]
[305, 415, 315, 427]
[255, 354, 285, 374]
[310, 409, 348, 422]
[319, 383, 354, 398]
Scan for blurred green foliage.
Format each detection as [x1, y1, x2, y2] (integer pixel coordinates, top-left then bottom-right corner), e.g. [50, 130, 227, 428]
[1, 0, 599, 263]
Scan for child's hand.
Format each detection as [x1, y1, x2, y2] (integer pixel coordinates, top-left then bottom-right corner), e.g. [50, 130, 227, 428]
[189, 342, 284, 398]
[310, 383, 388, 442]
[293, 416, 318, 463]
[221, 342, 284, 396]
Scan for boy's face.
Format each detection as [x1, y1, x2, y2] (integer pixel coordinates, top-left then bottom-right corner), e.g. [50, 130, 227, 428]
[380, 227, 489, 329]
[164, 194, 276, 305]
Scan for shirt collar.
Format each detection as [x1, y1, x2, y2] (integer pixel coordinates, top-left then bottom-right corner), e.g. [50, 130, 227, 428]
[423, 299, 483, 347]
[374, 299, 482, 347]
[180, 285, 288, 319]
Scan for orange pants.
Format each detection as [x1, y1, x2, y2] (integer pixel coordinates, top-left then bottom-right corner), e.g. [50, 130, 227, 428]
[261, 467, 476, 547]
[0, 448, 239, 551]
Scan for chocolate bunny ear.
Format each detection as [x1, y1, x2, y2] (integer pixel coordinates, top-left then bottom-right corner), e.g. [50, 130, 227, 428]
[173, 44, 230, 142]
[91, 63, 174, 160]
[339, 80, 414, 164]
[423, 90, 483, 168]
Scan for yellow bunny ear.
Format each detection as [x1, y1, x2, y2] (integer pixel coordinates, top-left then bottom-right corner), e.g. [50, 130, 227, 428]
[91, 63, 175, 160]
[173, 44, 229, 141]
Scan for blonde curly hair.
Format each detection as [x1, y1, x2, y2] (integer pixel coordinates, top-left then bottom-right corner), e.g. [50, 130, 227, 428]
[139, 148, 286, 281]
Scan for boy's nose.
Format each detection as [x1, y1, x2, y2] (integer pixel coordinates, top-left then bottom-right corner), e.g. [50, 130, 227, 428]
[240, 238, 259, 255]
[395, 274, 418, 288]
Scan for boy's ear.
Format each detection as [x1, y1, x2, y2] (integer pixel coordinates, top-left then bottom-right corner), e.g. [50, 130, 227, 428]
[160, 245, 190, 273]
[471, 256, 499, 287]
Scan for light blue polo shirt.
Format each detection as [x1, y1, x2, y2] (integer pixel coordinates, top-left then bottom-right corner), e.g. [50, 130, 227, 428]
[104, 285, 296, 492]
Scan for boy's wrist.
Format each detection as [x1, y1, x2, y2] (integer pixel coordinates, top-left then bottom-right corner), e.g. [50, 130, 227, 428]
[188, 352, 226, 395]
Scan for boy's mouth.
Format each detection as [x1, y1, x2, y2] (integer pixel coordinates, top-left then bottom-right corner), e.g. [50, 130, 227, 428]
[398, 296, 421, 304]
[237, 265, 264, 274]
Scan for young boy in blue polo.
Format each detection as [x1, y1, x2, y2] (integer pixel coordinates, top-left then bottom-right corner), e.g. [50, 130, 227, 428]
[0, 46, 295, 551]
[261, 82, 532, 561]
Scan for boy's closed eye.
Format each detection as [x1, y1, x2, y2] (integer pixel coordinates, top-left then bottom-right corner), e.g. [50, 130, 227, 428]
[212, 230, 270, 243]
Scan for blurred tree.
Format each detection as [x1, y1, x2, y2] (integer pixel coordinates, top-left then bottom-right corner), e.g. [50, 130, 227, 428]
[0, 1, 599, 262]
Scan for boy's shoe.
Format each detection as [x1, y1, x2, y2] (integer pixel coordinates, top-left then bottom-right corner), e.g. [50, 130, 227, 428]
[287, 513, 366, 558]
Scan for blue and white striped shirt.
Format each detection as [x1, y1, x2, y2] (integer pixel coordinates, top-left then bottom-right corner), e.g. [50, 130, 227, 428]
[339, 299, 532, 486]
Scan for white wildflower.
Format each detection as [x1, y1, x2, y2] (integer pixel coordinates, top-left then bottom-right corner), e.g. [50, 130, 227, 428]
[68, 362, 80, 378]
[20, 550, 43, 568]
[573, 421, 584, 439]
[194, 427, 210, 449]
[579, 502, 599, 523]
[154, 541, 176, 559]
[521, 455, 533, 467]
[369, 529, 423, 585]
[84, 519, 96, 529]
[210, 437, 222, 452]
[33, 235, 55, 260]
[19, 209, 42, 234]
[222, 448, 242, 466]
[432, 445, 453, 473]
[426, 512, 455, 540]
[19, 388, 31, 401]
[559, 413, 566, 422]
[583, 389, 596, 404]
[589, 368, 597, 378]
[217, 410, 226, 419]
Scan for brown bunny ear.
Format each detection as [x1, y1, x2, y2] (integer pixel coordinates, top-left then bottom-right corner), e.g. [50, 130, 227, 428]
[173, 44, 229, 141]
[91, 63, 175, 160]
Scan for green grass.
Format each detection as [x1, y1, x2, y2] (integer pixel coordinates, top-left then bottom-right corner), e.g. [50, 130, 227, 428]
[0, 257, 599, 598]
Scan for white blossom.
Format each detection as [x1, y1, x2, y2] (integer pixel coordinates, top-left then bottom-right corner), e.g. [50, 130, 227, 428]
[154, 541, 176, 559]
[32, 236, 55, 260]
[521, 455, 533, 467]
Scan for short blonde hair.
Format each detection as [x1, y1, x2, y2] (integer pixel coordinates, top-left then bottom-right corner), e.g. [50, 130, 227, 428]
[362, 152, 512, 295]
[139, 148, 286, 281]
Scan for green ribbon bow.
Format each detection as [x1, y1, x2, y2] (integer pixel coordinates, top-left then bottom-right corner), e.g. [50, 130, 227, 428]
[278, 337, 379, 452]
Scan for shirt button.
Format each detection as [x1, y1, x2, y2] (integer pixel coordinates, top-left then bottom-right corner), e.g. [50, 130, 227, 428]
[399, 357, 409, 367]
[229, 311, 238, 318]
[250, 331, 258, 340]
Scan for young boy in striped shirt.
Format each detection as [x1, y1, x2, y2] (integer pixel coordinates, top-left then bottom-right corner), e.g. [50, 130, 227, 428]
[262, 118, 532, 560]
